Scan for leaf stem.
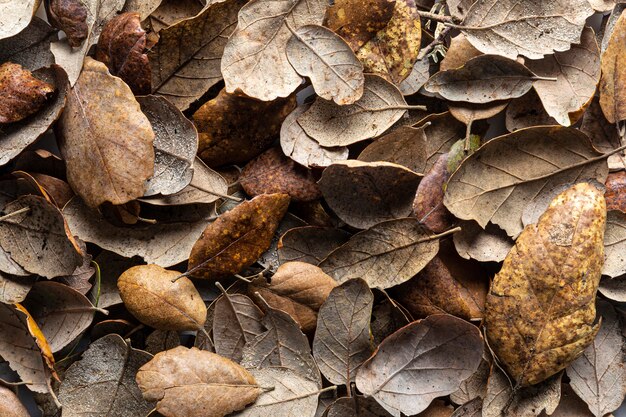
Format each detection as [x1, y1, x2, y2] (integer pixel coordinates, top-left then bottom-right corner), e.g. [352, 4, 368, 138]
[417, 10, 455, 24]
[0, 207, 29, 222]
[193, 185, 242, 202]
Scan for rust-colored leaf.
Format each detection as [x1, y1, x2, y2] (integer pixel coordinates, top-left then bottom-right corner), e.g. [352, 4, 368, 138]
[0, 62, 54, 124]
[46, 0, 88, 47]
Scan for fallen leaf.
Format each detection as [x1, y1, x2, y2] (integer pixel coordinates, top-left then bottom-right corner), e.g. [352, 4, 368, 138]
[450, 398, 482, 417]
[599, 276, 626, 302]
[460, 0, 594, 59]
[0, 0, 39, 41]
[137, 346, 261, 417]
[370, 297, 411, 345]
[547, 384, 596, 417]
[46, 0, 89, 47]
[123, 0, 162, 19]
[581, 97, 626, 171]
[0, 62, 55, 124]
[297, 75, 410, 147]
[444, 126, 609, 237]
[357, 125, 429, 173]
[313, 278, 373, 386]
[278, 226, 351, 265]
[398, 56, 431, 95]
[453, 221, 513, 263]
[0, 273, 35, 304]
[603, 210, 626, 278]
[286, 24, 364, 105]
[143, 0, 205, 33]
[599, 10, 626, 123]
[319, 160, 421, 229]
[450, 347, 490, 405]
[567, 300, 626, 417]
[57, 57, 155, 207]
[606, 171, 626, 212]
[0, 17, 56, 71]
[0, 385, 29, 417]
[118, 264, 207, 331]
[485, 183, 605, 386]
[356, 314, 483, 416]
[440, 34, 482, 71]
[449, 101, 508, 126]
[257, 212, 307, 273]
[59, 334, 154, 416]
[249, 261, 336, 333]
[505, 89, 559, 131]
[145, 329, 181, 355]
[325, 395, 394, 417]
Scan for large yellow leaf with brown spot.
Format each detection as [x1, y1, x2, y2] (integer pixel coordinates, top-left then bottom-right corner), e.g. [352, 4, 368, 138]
[485, 183, 606, 387]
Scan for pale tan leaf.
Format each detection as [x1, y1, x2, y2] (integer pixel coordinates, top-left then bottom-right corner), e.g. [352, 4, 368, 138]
[599, 10, 626, 123]
[0, 0, 39, 40]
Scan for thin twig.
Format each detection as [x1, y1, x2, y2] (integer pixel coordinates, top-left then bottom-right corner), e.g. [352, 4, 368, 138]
[0, 207, 29, 222]
[417, 10, 455, 24]
[418, 26, 452, 60]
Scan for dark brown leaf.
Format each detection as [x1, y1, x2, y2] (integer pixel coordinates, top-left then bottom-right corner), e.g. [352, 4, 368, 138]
[0, 62, 54, 124]
[46, 0, 88, 47]
[278, 226, 351, 265]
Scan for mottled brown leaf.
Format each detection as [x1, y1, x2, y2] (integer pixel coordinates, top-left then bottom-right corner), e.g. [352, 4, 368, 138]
[581, 97, 626, 171]
[46, 0, 88, 47]
[278, 226, 351, 265]
[599, 10, 626, 123]
[605, 171, 626, 212]
[0, 62, 54, 124]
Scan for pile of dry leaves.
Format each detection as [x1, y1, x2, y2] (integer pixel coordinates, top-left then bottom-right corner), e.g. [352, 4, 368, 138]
[0, 0, 625, 416]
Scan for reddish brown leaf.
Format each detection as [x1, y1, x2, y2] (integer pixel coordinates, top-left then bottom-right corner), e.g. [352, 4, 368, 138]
[0, 62, 54, 124]
[605, 171, 626, 212]
[46, 0, 88, 47]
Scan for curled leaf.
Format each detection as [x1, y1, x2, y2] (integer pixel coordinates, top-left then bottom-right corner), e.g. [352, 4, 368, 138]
[0, 62, 54, 124]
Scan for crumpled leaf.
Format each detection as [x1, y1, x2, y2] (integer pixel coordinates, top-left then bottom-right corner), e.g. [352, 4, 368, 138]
[221, 0, 327, 101]
[297, 75, 409, 147]
[444, 126, 609, 238]
[0, 0, 39, 41]
[278, 226, 351, 265]
[188, 193, 290, 279]
[566, 300, 626, 417]
[137, 346, 261, 417]
[0, 62, 55, 124]
[118, 264, 206, 331]
[485, 183, 605, 386]
[0, 385, 29, 417]
[319, 160, 421, 229]
[46, 0, 89, 47]
[286, 24, 364, 105]
[356, 314, 483, 417]
[312, 278, 373, 386]
[59, 334, 154, 416]
[0, 17, 56, 71]
[600, 10, 626, 124]
[460, 0, 594, 60]
[58, 58, 155, 208]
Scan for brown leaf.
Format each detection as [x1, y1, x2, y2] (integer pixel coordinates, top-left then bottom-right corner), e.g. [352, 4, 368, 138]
[319, 160, 421, 229]
[0, 0, 40, 40]
[566, 300, 626, 417]
[118, 264, 207, 331]
[46, 0, 89, 47]
[28, 173, 74, 208]
[485, 183, 605, 386]
[286, 24, 364, 105]
[194, 89, 296, 167]
[0, 385, 29, 417]
[370, 297, 411, 345]
[187, 194, 290, 280]
[145, 329, 181, 355]
[319, 218, 446, 288]
[278, 226, 351, 265]
[324, 0, 395, 51]
[444, 126, 609, 238]
[505, 90, 558, 132]
[599, 10, 626, 123]
[122, 0, 162, 19]
[357, 125, 428, 173]
[313, 278, 373, 386]
[58, 57, 155, 208]
[424, 55, 538, 104]
[257, 212, 307, 273]
[581, 97, 626, 171]
[0, 273, 35, 304]
[412, 153, 453, 233]
[450, 398, 482, 417]
[356, 314, 484, 416]
[325, 395, 394, 417]
[249, 261, 336, 333]
[137, 346, 261, 417]
[398, 56, 431, 95]
[0, 17, 56, 71]
[547, 384, 596, 417]
[606, 171, 626, 212]
[448, 101, 508, 126]
[95, 12, 151, 95]
[59, 334, 154, 416]
[143, 0, 205, 33]
[0, 62, 55, 124]
[240, 148, 321, 202]
[450, 346, 490, 405]
[440, 34, 482, 71]
[0, 195, 82, 278]
[453, 221, 514, 263]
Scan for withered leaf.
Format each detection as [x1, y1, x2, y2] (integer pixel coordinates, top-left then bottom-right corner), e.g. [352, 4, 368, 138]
[138, 95, 198, 197]
[460, 0, 594, 59]
[485, 183, 605, 386]
[603, 210, 626, 278]
[450, 347, 490, 405]
[143, 0, 205, 33]
[450, 399, 482, 417]
[0, 17, 56, 71]
[95, 12, 151, 95]
[312, 278, 373, 386]
[280, 104, 349, 168]
[319, 218, 444, 288]
[137, 347, 261, 417]
[0, 195, 82, 278]
[213, 291, 264, 362]
[46, 0, 89, 47]
[549, 384, 596, 417]
[606, 171, 626, 212]
[0, 0, 39, 40]
[424, 55, 538, 104]
[297, 75, 409, 147]
[505, 89, 558, 131]
[599, 10, 626, 123]
[414, 111, 467, 172]
[440, 34, 482, 71]
[286, 24, 364, 105]
[581, 97, 626, 171]
[0, 273, 35, 304]
[118, 264, 207, 331]
[188, 194, 290, 280]
[398, 56, 431, 96]
[278, 226, 351, 265]
[0, 62, 54, 124]
[22, 281, 98, 352]
[453, 221, 513, 263]
[370, 297, 411, 345]
[599, 276, 626, 302]
[325, 395, 394, 417]
[58, 58, 155, 208]
[194, 89, 296, 167]
[240, 148, 321, 202]
[356, 314, 483, 416]
[566, 300, 626, 417]
[412, 153, 454, 233]
[123, 0, 162, 19]
[444, 126, 609, 238]
[249, 261, 337, 333]
[319, 160, 421, 229]
[0, 65, 68, 167]
[59, 334, 154, 416]
[357, 125, 429, 174]
[221, 0, 327, 101]
[448, 101, 508, 126]
[0, 385, 29, 417]
[145, 329, 181, 355]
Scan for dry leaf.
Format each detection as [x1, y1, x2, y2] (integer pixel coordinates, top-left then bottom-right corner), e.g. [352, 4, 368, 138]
[58, 58, 155, 208]
[603, 210, 626, 278]
[485, 183, 606, 386]
[357, 125, 429, 173]
[547, 384, 596, 417]
[450, 347, 490, 405]
[213, 292, 264, 362]
[0, 385, 29, 417]
[249, 261, 336, 333]
[46, 0, 89, 47]
[143, 0, 205, 33]
[319, 218, 445, 288]
[313, 278, 373, 386]
[450, 398, 482, 417]
[0, 273, 35, 304]
[398, 57, 431, 95]
[278, 226, 351, 265]
[444, 126, 609, 238]
[460, 0, 594, 59]
[440, 34, 482, 71]
[505, 89, 559, 131]
[0, 17, 56, 71]
[356, 314, 483, 416]
[325, 395, 394, 417]
[580, 97, 626, 171]
[286, 24, 364, 105]
[606, 171, 626, 212]
[297, 75, 410, 147]
[123, 0, 162, 19]
[566, 300, 626, 417]
[145, 329, 181, 355]
[221, 0, 327, 100]
[118, 264, 207, 331]
[137, 346, 261, 417]
[599, 10, 626, 123]
[0, 62, 54, 124]
[319, 160, 421, 229]
[453, 221, 514, 263]
[59, 334, 154, 416]
[0, 0, 39, 40]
